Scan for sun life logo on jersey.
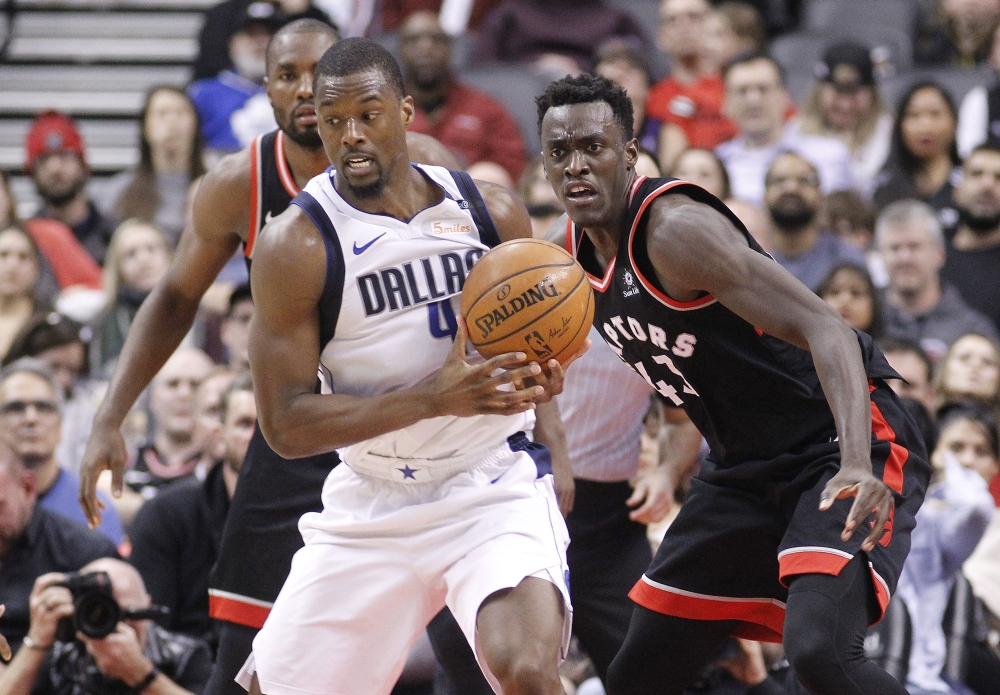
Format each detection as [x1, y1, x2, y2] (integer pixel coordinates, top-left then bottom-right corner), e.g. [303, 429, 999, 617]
[622, 270, 639, 298]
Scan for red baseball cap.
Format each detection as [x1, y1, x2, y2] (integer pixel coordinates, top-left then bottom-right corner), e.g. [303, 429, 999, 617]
[24, 110, 87, 173]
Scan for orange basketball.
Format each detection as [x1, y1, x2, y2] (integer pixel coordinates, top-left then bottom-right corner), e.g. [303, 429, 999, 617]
[461, 238, 594, 365]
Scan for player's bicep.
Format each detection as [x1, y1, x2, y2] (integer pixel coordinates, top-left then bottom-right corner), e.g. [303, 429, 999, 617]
[647, 199, 842, 350]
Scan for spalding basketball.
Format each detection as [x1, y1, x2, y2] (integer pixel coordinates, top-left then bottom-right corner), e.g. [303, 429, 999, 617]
[461, 238, 594, 365]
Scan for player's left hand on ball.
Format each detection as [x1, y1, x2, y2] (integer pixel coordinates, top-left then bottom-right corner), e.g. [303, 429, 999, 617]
[820, 468, 894, 552]
[512, 339, 592, 403]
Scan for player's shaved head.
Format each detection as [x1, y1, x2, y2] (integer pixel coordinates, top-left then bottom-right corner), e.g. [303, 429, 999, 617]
[265, 18, 339, 71]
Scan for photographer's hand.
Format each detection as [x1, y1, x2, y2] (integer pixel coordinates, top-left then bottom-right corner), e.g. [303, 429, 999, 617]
[81, 623, 154, 688]
[27, 573, 73, 650]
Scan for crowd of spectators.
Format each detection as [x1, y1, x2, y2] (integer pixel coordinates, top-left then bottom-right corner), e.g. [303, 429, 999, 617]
[0, 0, 999, 694]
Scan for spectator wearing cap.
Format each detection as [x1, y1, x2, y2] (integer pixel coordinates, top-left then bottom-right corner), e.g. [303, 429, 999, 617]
[192, 0, 334, 81]
[474, 0, 649, 75]
[400, 11, 527, 187]
[25, 112, 116, 267]
[798, 42, 894, 199]
[188, 1, 283, 152]
[0, 358, 124, 546]
[646, 0, 738, 170]
[715, 52, 854, 206]
[4, 312, 99, 474]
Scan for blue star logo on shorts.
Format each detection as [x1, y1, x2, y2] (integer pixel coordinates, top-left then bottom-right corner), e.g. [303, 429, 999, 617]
[397, 465, 418, 480]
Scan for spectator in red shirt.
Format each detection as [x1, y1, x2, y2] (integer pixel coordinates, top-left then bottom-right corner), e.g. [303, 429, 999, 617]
[400, 11, 527, 187]
[647, 0, 738, 169]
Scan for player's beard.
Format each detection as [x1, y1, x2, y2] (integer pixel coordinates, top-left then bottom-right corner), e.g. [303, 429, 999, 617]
[346, 177, 386, 199]
[282, 119, 323, 150]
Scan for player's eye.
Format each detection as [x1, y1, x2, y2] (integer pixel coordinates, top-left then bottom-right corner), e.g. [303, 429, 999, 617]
[588, 143, 603, 152]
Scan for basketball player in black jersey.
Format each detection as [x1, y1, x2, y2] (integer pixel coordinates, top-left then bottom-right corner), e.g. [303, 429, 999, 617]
[77, 19, 498, 695]
[537, 74, 931, 695]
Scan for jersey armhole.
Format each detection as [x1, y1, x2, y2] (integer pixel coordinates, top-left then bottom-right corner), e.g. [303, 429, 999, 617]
[290, 191, 345, 348]
[450, 170, 502, 248]
[245, 136, 264, 259]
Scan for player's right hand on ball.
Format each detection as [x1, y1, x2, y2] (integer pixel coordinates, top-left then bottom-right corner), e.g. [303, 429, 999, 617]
[78, 419, 128, 528]
[423, 322, 547, 418]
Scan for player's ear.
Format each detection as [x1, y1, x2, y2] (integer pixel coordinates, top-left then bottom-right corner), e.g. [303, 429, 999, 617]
[400, 95, 415, 128]
[624, 137, 640, 171]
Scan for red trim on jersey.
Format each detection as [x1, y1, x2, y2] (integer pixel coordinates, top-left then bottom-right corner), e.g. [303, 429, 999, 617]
[627, 174, 647, 206]
[208, 593, 271, 629]
[870, 565, 890, 618]
[869, 382, 907, 494]
[630, 576, 786, 643]
[568, 217, 617, 293]
[245, 136, 262, 259]
[627, 181, 718, 311]
[777, 548, 853, 585]
[274, 131, 301, 198]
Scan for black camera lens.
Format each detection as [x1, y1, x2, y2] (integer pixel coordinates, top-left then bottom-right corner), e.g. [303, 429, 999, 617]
[74, 592, 121, 639]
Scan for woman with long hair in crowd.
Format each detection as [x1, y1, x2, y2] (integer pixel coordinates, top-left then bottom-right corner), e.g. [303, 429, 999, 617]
[936, 332, 1000, 415]
[898, 400, 998, 695]
[94, 219, 172, 372]
[798, 42, 894, 198]
[0, 226, 48, 360]
[816, 262, 886, 340]
[669, 147, 731, 200]
[873, 81, 961, 214]
[104, 86, 206, 245]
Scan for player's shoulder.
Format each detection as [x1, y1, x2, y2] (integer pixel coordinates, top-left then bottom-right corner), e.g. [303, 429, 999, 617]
[199, 145, 254, 199]
[473, 179, 532, 241]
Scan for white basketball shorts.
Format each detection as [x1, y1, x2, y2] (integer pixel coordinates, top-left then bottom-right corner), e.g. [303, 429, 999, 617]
[236, 436, 572, 695]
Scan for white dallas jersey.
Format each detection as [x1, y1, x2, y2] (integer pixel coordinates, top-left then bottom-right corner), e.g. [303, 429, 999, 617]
[293, 164, 533, 482]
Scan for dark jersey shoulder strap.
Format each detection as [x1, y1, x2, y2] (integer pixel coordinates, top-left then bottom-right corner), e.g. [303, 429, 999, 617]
[450, 170, 502, 248]
[290, 190, 345, 349]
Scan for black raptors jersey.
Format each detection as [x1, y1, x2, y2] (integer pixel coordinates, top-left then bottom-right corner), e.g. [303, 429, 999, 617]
[571, 176, 900, 466]
[244, 130, 299, 264]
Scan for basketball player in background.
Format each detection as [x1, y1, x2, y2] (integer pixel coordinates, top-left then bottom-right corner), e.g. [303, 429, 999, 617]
[77, 20, 501, 695]
[537, 74, 931, 695]
[239, 38, 579, 695]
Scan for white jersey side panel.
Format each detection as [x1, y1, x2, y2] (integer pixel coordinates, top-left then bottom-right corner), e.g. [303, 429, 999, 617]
[304, 164, 533, 478]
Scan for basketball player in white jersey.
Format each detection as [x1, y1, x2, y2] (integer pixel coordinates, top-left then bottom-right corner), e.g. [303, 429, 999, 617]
[239, 38, 578, 695]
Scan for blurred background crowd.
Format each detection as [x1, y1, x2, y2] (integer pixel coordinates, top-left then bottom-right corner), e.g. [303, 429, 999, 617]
[0, 0, 1000, 694]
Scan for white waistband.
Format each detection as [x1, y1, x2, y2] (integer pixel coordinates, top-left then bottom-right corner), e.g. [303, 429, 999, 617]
[345, 436, 518, 484]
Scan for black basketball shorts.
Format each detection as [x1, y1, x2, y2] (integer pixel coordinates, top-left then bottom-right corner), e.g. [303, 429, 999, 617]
[208, 426, 339, 628]
[629, 383, 931, 642]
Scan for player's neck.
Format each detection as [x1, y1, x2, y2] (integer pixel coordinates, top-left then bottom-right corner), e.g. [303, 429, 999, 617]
[284, 135, 331, 189]
[337, 162, 440, 221]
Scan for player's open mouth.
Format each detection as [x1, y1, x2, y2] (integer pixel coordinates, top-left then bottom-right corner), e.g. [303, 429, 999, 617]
[564, 183, 598, 204]
[344, 155, 376, 176]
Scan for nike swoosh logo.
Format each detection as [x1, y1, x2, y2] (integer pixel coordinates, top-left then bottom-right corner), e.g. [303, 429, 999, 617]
[353, 233, 386, 255]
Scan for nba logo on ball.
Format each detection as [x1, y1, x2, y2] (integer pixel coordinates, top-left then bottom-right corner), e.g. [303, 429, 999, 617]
[460, 239, 594, 365]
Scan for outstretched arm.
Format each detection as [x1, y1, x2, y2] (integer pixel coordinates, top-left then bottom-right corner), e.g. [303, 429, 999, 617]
[646, 195, 886, 551]
[249, 206, 549, 459]
[79, 153, 250, 526]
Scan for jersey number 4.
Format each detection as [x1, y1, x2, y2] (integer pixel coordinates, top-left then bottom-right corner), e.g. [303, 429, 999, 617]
[428, 299, 458, 341]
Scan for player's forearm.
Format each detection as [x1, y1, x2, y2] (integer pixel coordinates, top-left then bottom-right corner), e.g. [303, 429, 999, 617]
[533, 400, 570, 473]
[806, 320, 872, 469]
[95, 283, 203, 426]
[257, 388, 440, 459]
